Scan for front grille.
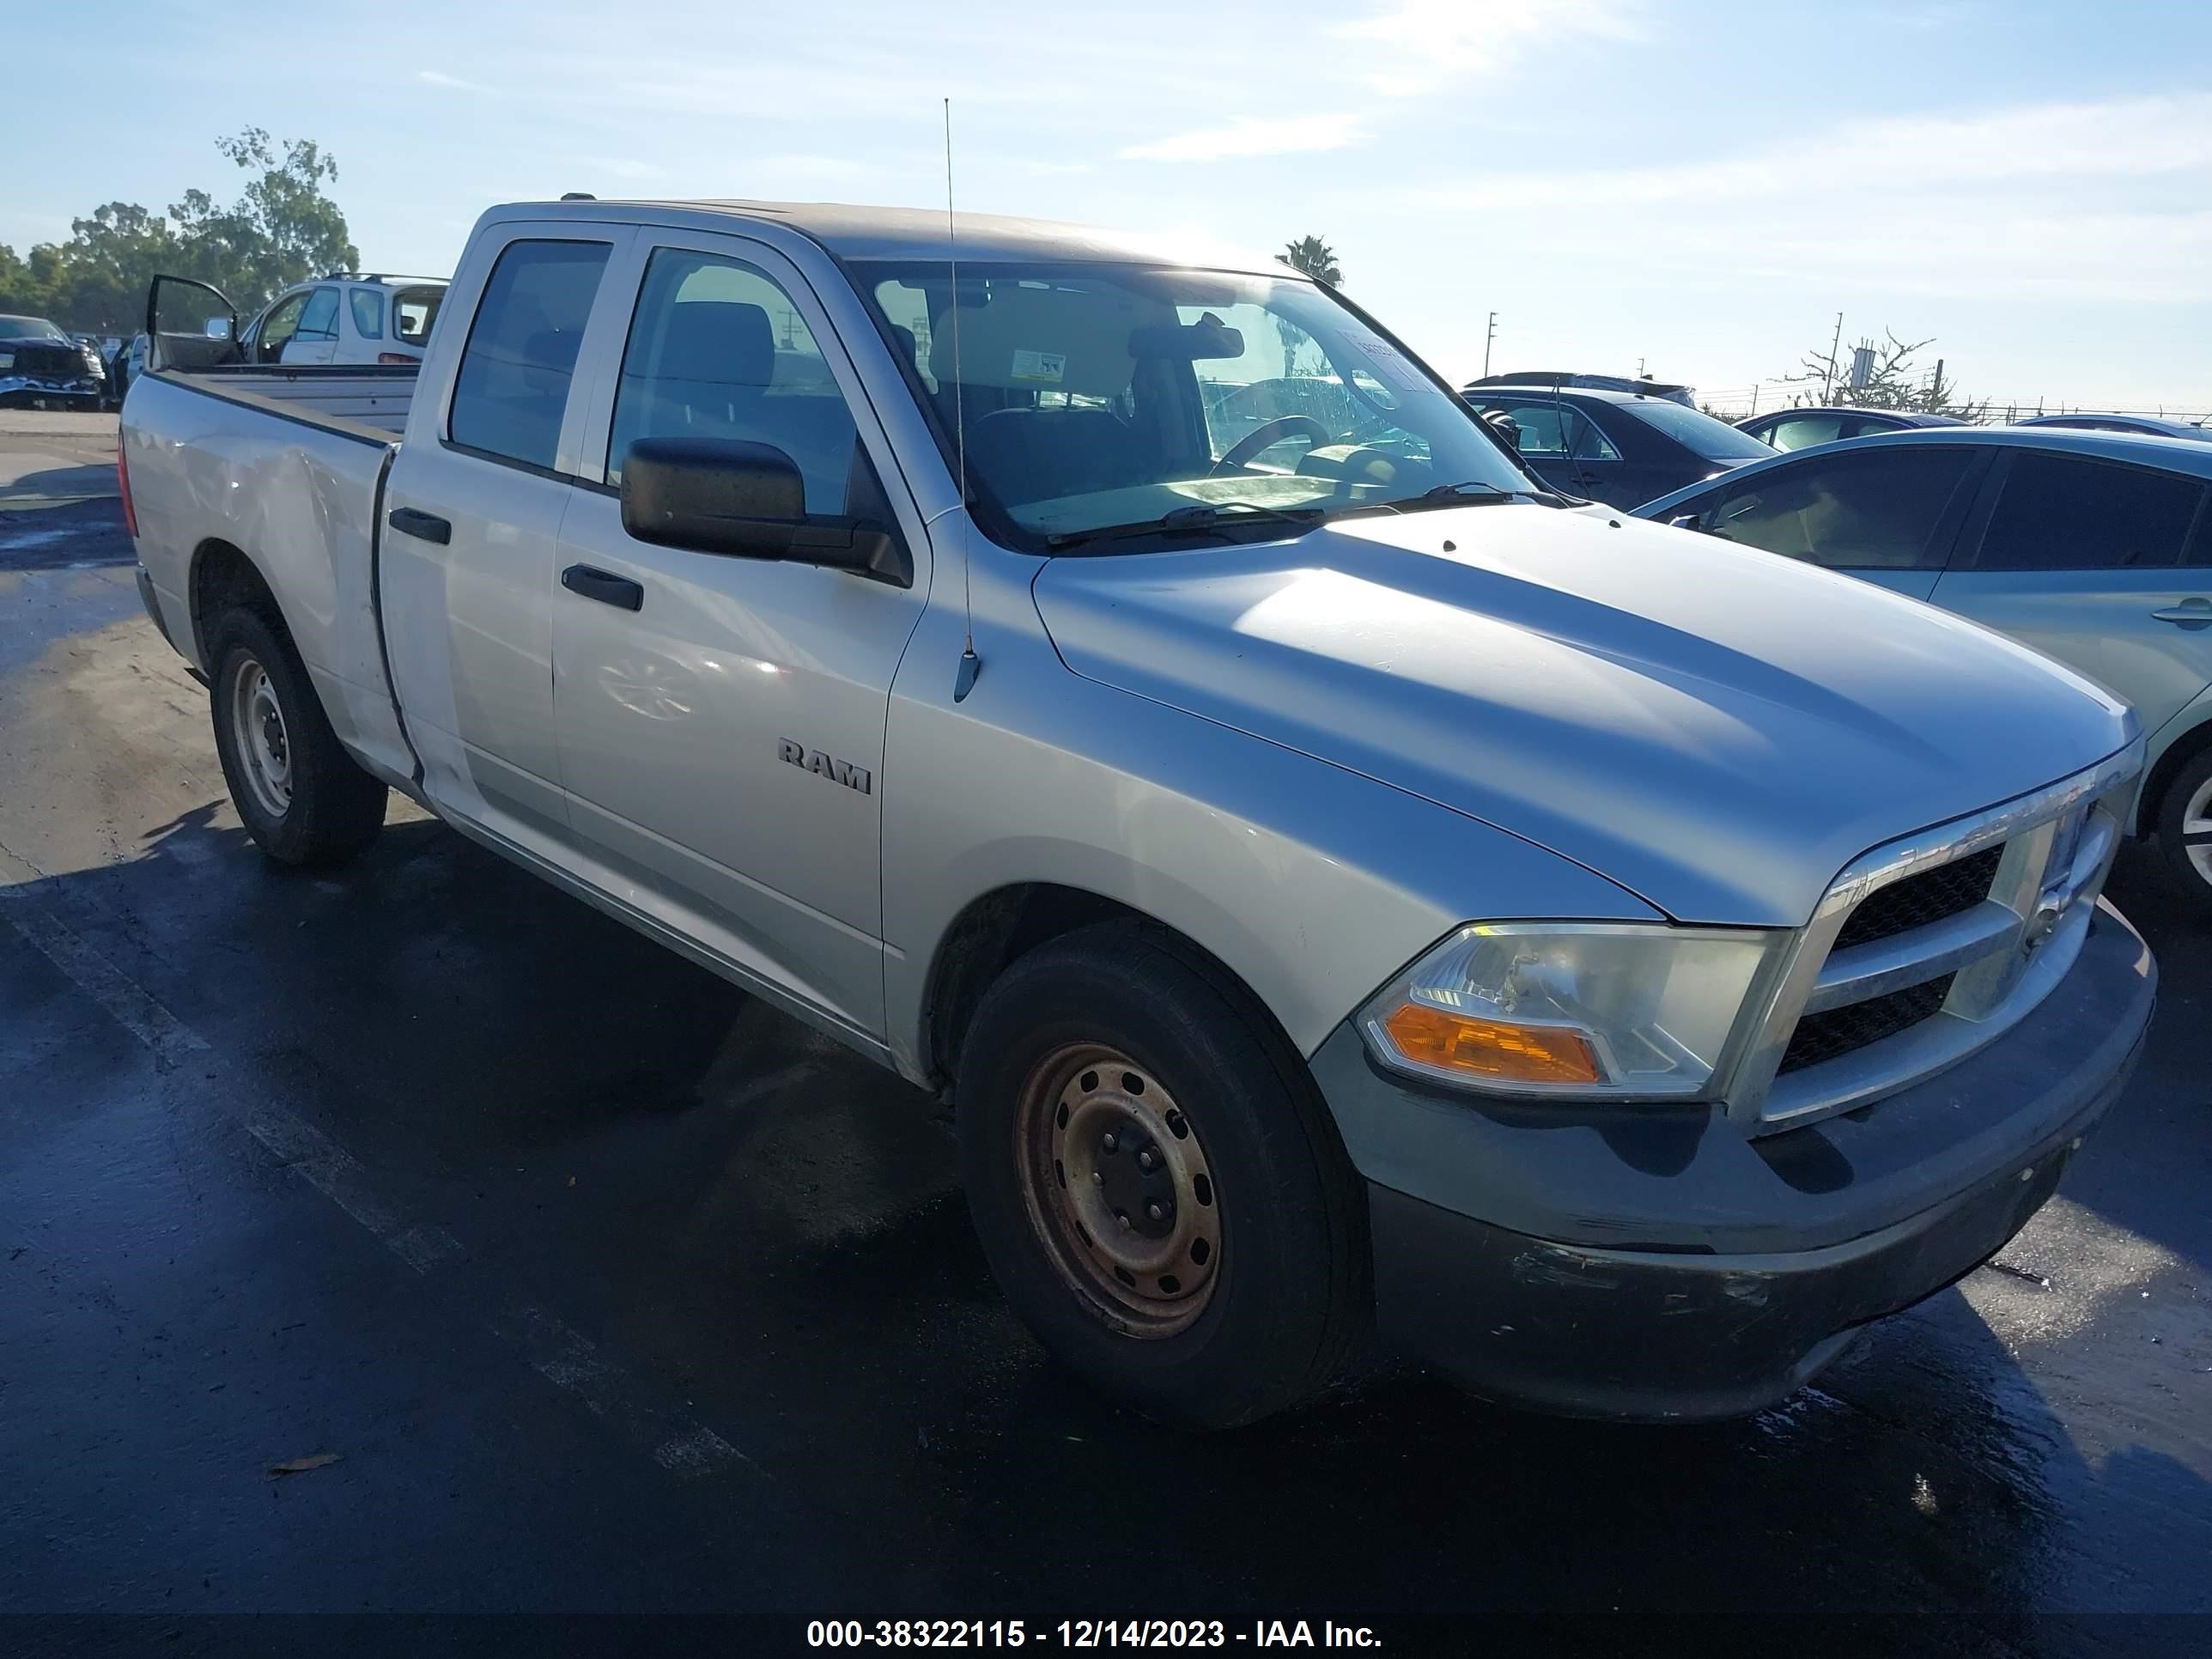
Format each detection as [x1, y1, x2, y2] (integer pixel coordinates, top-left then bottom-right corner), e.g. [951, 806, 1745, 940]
[4, 343, 86, 379]
[1832, 845, 2002, 950]
[1778, 973, 1955, 1073]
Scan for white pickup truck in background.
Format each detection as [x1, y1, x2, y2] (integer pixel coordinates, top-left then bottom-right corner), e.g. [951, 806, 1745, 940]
[118, 198, 2154, 1429]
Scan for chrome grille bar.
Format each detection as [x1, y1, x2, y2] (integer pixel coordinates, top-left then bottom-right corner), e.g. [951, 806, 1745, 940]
[1724, 739, 2142, 1131]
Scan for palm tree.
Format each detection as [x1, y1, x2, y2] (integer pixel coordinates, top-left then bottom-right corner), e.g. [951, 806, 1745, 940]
[1279, 235, 1343, 287]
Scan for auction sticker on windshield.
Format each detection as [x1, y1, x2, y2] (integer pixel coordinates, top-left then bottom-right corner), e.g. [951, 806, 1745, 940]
[1011, 349, 1066, 384]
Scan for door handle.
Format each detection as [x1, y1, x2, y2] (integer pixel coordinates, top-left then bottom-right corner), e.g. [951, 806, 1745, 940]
[562, 564, 644, 612]
[387, 507, 451, 544]
[2150, 603, 2212, 626]
[2141, 597, 2212, 623]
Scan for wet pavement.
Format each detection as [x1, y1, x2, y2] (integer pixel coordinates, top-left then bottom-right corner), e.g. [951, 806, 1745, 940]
[1, 488, 2208, 1654]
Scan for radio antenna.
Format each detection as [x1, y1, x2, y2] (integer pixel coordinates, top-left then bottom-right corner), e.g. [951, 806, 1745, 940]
[945, 97, 982, 702]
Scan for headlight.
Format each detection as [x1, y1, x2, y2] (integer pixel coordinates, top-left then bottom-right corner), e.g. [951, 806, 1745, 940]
[1358, 922, 1781, 1101]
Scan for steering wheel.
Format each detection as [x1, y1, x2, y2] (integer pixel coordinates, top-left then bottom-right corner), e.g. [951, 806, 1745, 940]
[1211, 414, 1334, 476]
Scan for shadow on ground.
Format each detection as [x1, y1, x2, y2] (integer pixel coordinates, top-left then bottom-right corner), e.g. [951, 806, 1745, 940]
[3, 790, 2205, 1640]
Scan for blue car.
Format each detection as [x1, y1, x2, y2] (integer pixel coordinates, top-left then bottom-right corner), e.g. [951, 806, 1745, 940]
[1636, 426, 2212, 912]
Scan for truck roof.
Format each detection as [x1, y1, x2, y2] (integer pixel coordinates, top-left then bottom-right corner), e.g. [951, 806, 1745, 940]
[483, 198, 1296, 276]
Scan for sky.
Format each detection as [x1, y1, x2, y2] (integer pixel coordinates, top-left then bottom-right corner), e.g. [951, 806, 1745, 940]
[7, 0, 2209, 414]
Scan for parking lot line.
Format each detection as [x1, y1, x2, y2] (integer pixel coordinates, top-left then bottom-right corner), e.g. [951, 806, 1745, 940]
[3, 884, 754, 1480]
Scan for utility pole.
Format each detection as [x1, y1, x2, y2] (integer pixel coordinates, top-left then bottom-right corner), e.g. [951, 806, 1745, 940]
[1822, 310, 1844, 400]
[1483, 312, 1498, 378]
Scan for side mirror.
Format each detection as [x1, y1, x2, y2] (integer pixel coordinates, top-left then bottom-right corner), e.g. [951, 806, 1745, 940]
[619, 436, 912, 586]
[204, 317, 234, 341]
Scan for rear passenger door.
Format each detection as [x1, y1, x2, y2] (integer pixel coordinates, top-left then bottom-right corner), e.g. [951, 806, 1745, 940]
[380, 225, 630, 862]
[1685, 444, 1989, 600]
[549, 229, 932, 1042]
[1474, 397, 1620, 500]
[1933, 450, 2212, 733]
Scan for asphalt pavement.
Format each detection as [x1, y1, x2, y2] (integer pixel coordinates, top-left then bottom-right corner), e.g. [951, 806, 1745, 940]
[1, 426, 2207, 1655]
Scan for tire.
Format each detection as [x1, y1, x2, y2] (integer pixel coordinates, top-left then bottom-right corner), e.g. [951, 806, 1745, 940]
[207, 605, 388, 867]
[957, 920, 1368, 1429]
[2154, 746, 2212, 921]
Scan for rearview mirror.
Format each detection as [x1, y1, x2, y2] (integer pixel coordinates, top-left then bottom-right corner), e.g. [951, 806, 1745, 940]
[1127, 321, 1244, 361]
[619, 437, 912, 586]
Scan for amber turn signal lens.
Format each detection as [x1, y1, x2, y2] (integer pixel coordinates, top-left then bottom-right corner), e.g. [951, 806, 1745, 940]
[1379, 1003, 1601, 1085]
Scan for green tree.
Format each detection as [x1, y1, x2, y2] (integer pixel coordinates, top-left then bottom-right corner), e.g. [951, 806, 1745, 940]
[0, 128, 356, 336]
[1272, 235, 1343, 379]
[1279, 235, 1343, 286]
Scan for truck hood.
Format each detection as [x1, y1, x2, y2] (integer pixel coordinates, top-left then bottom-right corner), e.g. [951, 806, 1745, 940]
[1030, 506, 2135, 926]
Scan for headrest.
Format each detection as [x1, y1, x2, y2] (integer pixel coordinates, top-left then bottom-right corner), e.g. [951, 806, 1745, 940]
[927, 283, 1148, 398]
[651, 301, 774, 388]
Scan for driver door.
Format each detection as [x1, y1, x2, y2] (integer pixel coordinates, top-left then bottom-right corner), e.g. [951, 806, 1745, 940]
[248, 289, 309, 365]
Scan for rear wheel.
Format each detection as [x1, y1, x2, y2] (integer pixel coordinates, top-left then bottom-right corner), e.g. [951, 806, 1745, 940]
[2154, 748, 2212, 920]
[957, 921, 1367, 1428]
[209, 606, 388, 867]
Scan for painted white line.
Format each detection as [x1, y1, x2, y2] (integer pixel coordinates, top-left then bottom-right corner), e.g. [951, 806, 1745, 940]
[7, 902, 208, 1068]
[241, 1103, 465, 1274]
[497, 1306, 753, 1480]
[6, 891, 747, 1479]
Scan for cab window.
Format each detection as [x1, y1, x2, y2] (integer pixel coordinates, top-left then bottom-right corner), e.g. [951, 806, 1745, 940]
[606, 247, 859, 514]
[295, 286, 342, 343]
[254, 290, 310, 359]
[448, 240, 612, 472]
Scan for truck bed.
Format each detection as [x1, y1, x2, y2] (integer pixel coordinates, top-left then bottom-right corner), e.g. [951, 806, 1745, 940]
[145, 361, 418, 440]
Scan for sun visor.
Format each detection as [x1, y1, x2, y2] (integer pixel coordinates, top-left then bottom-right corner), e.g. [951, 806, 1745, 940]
[928, 282, 1155, 398]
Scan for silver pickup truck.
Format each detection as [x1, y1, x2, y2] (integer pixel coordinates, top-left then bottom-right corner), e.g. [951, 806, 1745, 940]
[120, 198, 2155, 1428]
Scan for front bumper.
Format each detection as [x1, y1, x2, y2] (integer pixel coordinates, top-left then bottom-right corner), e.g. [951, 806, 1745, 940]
[1316, 899, 2155, 1421]
[0, 374, 103, 407]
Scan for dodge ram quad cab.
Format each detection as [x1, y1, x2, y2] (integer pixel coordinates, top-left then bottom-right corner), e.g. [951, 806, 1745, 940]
[119, 199, 2155, 1427]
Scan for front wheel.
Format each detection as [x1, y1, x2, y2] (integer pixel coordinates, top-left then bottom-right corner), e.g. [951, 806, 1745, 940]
[2154, 747, 2212, 920]
[209, 606, 388, 867]
[957, 921, 1368, 1428]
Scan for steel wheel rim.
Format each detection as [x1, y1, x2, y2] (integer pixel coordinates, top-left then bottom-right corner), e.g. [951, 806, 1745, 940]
[1014, 1042, 1221, 1338]
[228, 655, 293, 820]
[2185, 773, 2212, 885]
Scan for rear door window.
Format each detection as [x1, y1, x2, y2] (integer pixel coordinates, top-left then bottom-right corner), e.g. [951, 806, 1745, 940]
[1698, 447, 1984, 569]
[1476, 398, 1619, 461]
[448, 240, 613, 472]
[348, 289, 384, 339]
[1765, 415, 1845, 451]
[1963, 452, 2206, 571]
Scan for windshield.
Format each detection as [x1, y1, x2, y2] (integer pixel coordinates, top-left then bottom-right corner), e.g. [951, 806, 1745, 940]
[0, 314, 68, 342]
[1623, 398, 1776, 462]
[856, 261, 1534, 546]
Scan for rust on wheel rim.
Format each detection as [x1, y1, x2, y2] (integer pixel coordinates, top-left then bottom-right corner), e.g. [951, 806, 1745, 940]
[1015, 1043, 1221, 1337]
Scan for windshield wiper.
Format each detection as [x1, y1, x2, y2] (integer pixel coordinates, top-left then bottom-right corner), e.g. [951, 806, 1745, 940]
[1045, 501, 1325, 550]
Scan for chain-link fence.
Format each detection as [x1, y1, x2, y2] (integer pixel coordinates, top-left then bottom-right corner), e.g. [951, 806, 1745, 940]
[1694, 379, 2210, 428]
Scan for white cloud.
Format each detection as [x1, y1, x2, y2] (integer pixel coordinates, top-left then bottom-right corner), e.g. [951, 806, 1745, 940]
[415, 69, 485, 92]
[1420, 92, 2212, 210]
[1335, 0, 1643, 97]
[1400, 93, 2212, 307]
[1121, 113, 1367, 163]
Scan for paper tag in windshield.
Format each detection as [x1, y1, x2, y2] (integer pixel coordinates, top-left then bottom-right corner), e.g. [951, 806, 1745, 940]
[1351, 337, 1421, 391]
[1011, 349, 1066, 384]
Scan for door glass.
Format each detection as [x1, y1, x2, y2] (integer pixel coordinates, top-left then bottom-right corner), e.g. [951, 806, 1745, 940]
[1970, 453, 2204, 571]
[1475, 400, 1615, 461]
[255, 292, 308, 355]
[295, 286, 341, 343]
[1767, 415, 1845, 451]
[449, 240, 613, 471]
[607, 247, 859, 513]
[348, 289, 384, 338]
[1701, 447, 1978, 568]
